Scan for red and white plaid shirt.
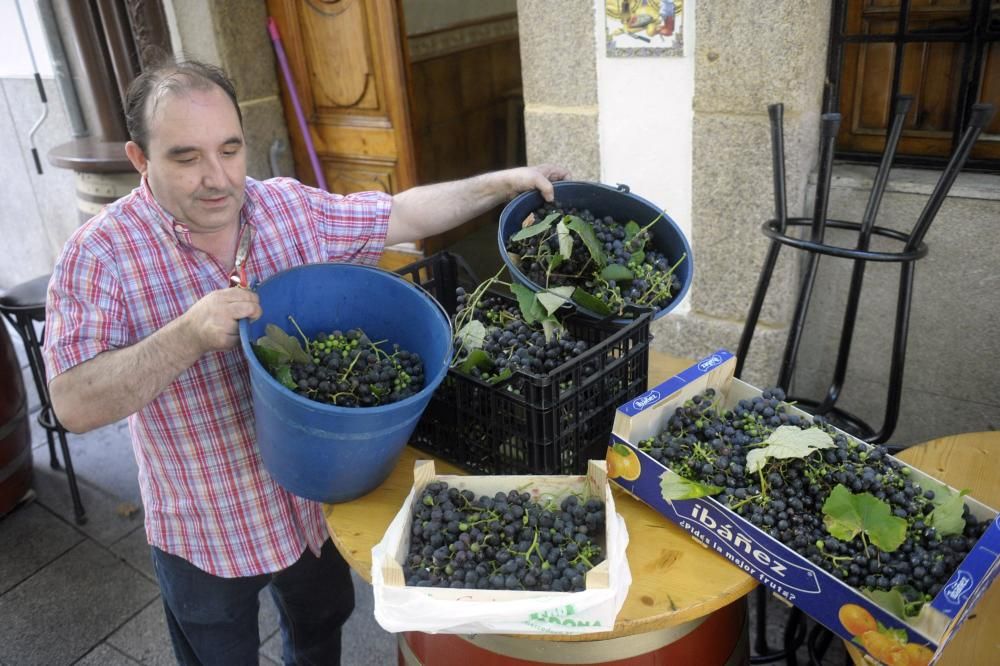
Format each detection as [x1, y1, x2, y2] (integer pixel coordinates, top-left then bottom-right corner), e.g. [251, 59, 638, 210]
[44, 177, 391, 577]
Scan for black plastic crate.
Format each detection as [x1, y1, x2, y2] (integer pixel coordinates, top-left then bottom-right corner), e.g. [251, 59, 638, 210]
[395, 251, 652, 475]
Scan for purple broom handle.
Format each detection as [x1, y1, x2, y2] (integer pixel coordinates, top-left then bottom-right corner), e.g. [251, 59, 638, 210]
[267, 16, 328, 191]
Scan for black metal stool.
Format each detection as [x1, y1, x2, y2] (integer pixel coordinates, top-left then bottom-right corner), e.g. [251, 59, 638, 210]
[736, 98, 995, 665]
[0, 274, 87, 524]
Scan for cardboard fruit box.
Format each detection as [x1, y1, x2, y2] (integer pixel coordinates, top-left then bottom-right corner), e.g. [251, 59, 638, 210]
[371, 459, 631, 635]
[607, 350, 1000, 664]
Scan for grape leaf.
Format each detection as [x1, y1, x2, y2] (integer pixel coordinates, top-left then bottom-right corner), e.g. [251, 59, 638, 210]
[571, 287, 613, 316]
[660, 469, 724, 501]
[459, 349, 493, 374]
[822, 484, 907, 552]
[565, 216, 607, 267]
[275, 365, 296, 390]
[917, 477, 953, 506]
[629, 250, 645, 266]
[510, 283, 547, 324]
[255, 324, 311, 364]
[253, 341, 287, 369]
[599, 264, 635, 282]
[541, 317, 562, 344]
[510, 212, 559, 241]
[624, 220, 641, 242]
[455, 320, 487, 352]
[913, 477, 970, 536]
[547, 252, 564, 272]
[264, 324, 312, 363]
[861, 585, 924, 620]
[556, 219, 573, 258]
[928, 488, 970, 537]
[537, 286, 575, 315]
[488, 367, 513, 385]
[745, 426, 835, 474]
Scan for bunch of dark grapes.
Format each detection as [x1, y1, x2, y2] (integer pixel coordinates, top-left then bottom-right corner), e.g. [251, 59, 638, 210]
[288, 328, 424, 407]
[454, 287, 592, 383]
[639, 387, 989, 600]
[505, 202, 683, 315]
[404, 481, 606, 591]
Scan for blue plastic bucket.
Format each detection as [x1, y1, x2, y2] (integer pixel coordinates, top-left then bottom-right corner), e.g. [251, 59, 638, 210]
[498, 181, 693, 324]
[238, 263, 453, 503]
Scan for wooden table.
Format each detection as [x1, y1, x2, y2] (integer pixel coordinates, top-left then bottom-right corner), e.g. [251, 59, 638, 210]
[324, 351, 757, 664]
[846, 431, 1000, 666]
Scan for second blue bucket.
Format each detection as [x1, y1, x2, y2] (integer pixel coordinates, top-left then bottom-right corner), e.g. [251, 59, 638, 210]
[238, 263, 453, 503]
[499, 181, 693, 325]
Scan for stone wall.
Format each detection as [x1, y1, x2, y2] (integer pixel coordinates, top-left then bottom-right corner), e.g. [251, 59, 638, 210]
[656, 0, 832, 388]
[516, 0, 600, 181]
[794, 166, 1000, 446]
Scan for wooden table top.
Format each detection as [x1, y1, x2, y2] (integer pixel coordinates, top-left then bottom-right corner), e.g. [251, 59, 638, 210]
[324, 350, 759, 641]
[847, 431, 1000, 665]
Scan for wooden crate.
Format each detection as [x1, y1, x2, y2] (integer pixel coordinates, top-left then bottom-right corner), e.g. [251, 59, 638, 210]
[381, 459, 614, 601]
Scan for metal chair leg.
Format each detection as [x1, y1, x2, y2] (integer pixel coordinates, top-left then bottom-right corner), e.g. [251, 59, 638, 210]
[753, 586, 769, 655]
[807, 622, 835, 665]
[751, 589, 808, 664]
[44, 425, 61, 469]
[55, 422, 86, 524]
[6, 310, 87, 523]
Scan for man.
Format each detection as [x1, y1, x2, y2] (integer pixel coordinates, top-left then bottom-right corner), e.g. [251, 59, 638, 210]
[43, 60, 568, 665]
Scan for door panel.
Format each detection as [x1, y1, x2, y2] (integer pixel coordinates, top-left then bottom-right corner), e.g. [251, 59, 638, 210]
[267, 0, 417, 194]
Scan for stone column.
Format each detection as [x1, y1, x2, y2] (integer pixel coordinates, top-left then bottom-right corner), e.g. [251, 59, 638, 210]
[516, 0, 600, 181]
[657, 0, 832, 386]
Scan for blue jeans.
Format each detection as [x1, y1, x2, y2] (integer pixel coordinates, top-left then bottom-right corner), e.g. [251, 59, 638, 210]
[151, 539, 355, 665]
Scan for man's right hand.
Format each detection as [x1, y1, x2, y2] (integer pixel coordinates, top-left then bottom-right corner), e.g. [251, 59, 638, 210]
[183, 288, 262, 354]
[49, 286, 262, 433]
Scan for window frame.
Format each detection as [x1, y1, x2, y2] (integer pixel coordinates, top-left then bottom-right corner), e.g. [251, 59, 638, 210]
[824, 0, 1000, 172]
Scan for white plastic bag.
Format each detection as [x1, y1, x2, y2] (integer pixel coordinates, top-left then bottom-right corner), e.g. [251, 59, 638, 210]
[371, 472, 631, 635]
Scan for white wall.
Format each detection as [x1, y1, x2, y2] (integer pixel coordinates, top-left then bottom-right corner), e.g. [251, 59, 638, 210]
[593, 0, 695, 312]
[0, 0, 53, 77]
[0, 1, 79, 289]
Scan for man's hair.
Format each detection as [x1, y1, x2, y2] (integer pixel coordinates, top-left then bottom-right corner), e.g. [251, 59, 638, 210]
[125, 60, 243, 152]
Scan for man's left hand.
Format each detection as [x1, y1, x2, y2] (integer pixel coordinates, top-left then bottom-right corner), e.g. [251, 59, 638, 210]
[503, 164, 572, 202]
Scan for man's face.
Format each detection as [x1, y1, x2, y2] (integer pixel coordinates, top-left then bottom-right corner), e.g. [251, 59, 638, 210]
[127, 84, 246, 235]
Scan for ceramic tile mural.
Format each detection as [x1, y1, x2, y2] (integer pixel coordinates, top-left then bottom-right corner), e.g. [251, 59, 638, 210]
[605, 0, 683, 57]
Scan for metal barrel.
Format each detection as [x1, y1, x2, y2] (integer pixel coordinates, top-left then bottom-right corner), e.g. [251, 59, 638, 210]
[74, 172, 139, 223]
[398, 598, 747, 665]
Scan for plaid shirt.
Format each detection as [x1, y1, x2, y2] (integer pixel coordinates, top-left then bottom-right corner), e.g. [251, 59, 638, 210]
[44, 177, 391, 577]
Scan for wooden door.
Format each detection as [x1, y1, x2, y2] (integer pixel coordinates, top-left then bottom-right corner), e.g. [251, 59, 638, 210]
[266, 0, 418, 195]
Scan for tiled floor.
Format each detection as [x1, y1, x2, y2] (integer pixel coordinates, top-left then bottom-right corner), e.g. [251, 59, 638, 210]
[1, 316, 847, 666]
[0, 323, 395, 666]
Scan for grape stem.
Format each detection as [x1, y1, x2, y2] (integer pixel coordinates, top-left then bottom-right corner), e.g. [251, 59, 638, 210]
[636, 252, 687, 305]
[287, 314, 311, 352]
